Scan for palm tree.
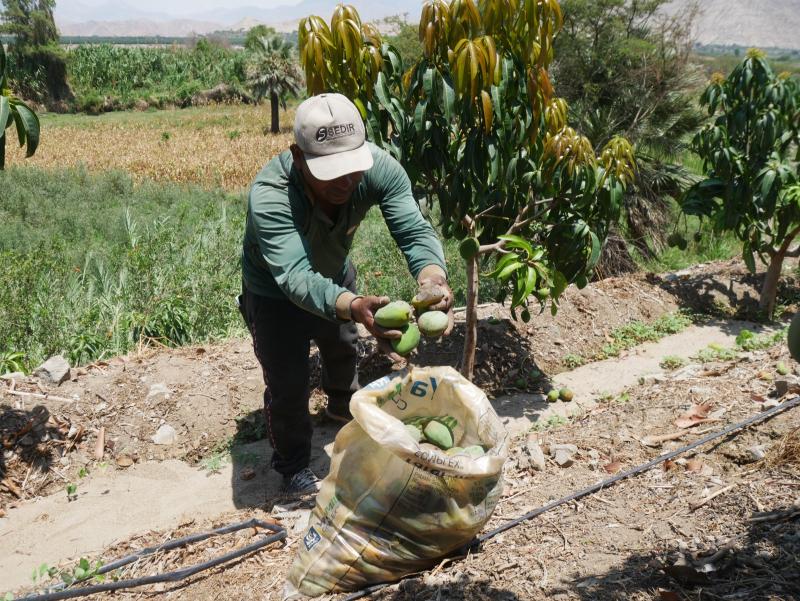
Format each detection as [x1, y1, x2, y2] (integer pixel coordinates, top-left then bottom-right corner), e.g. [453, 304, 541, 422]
[1, 43, 40, 170]
[245, 35, 303, 134]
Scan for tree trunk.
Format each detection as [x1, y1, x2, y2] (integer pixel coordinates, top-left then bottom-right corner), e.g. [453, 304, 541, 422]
[460, 253, 480, 381]
[759, 252, 785, 319]
[0, 134, 5, 170]
[270, 92, 280, 134]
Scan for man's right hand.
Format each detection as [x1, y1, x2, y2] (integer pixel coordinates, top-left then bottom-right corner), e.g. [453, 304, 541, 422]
[350, 296, 405, 362]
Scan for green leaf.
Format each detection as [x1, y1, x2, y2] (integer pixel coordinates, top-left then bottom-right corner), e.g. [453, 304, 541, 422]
[497, 260, 524, 281]
[74, 567, 86, 580]
[13, 103, 40, 157]
[484, 252, 519, 278]
[0, 96, 9, 135]
[498, 234, 533, 255]
[79, 558, 90, 571]
[587, 232, 601, 269]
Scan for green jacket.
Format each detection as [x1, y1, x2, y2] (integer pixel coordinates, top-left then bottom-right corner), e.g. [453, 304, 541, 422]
[242, 143, 446, 321]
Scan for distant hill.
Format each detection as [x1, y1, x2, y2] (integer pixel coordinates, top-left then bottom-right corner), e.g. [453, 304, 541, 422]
[54, 0, 800, 49]
[664, 0, 800, 51]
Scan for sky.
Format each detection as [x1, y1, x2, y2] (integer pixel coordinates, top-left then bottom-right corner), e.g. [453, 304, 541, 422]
[55, 0, 304, 19]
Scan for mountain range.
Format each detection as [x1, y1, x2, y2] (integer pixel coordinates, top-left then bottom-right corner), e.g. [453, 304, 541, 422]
[55, 0, 800, 50]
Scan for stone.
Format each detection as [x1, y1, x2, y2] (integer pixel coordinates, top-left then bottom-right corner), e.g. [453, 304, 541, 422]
[551, 444, 578, 468]
[33, 355, 71, 386]
[151, 424, 177, 445]
[773, 376, 800, 397]
[747, 445, 766, 462]
[147, 383, 171, 401]
[525, 436, 547, 471]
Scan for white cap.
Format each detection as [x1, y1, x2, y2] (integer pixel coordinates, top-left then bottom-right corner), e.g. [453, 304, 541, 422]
[293, 93, 374, 181]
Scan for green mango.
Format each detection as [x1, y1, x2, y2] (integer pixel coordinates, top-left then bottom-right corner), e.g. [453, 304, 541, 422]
[411, 283, 445, 313]
[559, 388, 574, 402]
[418, 311, 449, 337]
[789, 313, 800, 363]
[547, 389, 560, 402]
[391, 323, 420, 356]
[445, 446, 465, 456]
[459, 237, 480, 260]
[374, 301, 413, 328]
[463, 445, 485, 458]
[423, 420, 453, 450]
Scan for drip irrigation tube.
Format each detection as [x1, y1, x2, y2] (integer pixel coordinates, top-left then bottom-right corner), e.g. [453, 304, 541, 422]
[343, 395, 800, 601]
[15, 518, 286, 601]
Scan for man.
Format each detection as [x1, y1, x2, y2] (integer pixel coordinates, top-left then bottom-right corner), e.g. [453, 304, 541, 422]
[240, 93, 454, 496]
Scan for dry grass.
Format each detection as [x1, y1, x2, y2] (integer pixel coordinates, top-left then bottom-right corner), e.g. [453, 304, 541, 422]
[767, 426, 800, 468]
[5, 103, 295, 190]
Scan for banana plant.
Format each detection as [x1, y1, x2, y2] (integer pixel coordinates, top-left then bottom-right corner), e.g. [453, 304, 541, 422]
[1, 43, 40, 170]
[299, 1, 635, 379]
[681, 50, 800, 318]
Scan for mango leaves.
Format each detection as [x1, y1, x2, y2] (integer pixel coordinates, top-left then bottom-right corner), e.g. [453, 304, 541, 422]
[1, 43, 41, 169]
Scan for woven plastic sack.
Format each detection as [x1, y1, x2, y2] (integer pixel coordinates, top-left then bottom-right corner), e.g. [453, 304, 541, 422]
[284, 365, 508, 598]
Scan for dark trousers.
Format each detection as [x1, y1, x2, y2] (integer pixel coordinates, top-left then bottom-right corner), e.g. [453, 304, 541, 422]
[239, 269, 360, 476]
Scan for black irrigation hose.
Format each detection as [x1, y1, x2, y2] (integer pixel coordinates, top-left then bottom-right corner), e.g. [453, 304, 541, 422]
[343, 395, 800, 601]
[15, 519, 286, 601]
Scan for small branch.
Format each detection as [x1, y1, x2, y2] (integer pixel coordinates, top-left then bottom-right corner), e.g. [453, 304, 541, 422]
[690, 483, 736, 511]
[1, 389, 76, 403]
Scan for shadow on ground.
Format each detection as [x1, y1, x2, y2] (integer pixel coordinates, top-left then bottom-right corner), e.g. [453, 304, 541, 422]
[559, 502, 800, 601]
[0, 405, 62, 491]
[375, 578, 521, 601]
[651, 265, 799, 321]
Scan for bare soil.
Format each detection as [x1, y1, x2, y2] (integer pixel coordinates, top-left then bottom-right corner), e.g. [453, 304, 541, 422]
[1, 258, 798, 600]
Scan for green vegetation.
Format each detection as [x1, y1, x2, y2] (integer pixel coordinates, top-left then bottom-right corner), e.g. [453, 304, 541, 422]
[0, 167, 488, 373]
[1, 43, 41, 169]
[0, 167, 247, 371]
[554, 0, 704, 269]
[66, 41, 249, 112]
[660, 355, 687, 370]
[300, 2, 635, 379]
[596, 312, 693, 360]
[562, 353, 585, 369]
[245, 34, 303, 133]
[682, 51, 800, 318]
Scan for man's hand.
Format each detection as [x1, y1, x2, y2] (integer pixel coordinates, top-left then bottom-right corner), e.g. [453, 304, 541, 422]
[415, 275, 455, 336]
[350, 295, 405, 362]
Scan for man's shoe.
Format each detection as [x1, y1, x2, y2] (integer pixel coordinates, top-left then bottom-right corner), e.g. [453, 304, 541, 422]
[281, 467, 321, 496]
[324, 404, 352, 423]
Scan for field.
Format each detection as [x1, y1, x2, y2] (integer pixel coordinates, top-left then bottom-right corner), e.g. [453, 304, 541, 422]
[4, 104, 294, 190]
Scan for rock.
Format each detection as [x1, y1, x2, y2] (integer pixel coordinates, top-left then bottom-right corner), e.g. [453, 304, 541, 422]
[33, 355, 71, 386]
[151, 424, 178, 445]
[551, 444, 578, 468]
[747, 445, 766, 462]
[773, 376, 800, 397]
[0, 372, 25, 380]
[116, 455, 134, 468]
[147, 383, 171, 402]
[525, 436, 547, 471]
[290, 509, 312, 536]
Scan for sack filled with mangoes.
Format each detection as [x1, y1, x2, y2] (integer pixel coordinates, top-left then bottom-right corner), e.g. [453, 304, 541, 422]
[284, 366, 508, 598]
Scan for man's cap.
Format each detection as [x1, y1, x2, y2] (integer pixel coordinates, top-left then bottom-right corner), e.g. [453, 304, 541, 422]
[294, 93, 374, 181]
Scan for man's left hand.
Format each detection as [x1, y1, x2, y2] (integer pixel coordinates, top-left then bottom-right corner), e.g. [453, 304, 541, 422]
[415, 275, 455, 336]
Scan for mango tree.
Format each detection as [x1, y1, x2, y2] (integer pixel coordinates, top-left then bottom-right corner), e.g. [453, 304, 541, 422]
[682, 50, 800, 318]
[299, 1, 635, 379]
[1, 43, 40, 170]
